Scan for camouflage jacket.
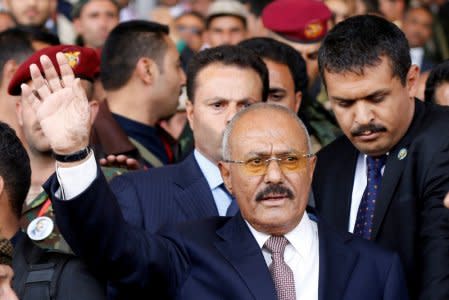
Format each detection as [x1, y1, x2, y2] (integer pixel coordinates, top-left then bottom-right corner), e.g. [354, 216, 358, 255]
[20, 166, 127, 254]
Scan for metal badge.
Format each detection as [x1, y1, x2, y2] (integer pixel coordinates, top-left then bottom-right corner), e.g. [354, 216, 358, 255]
[397, 148, 408, 160]
[27, 216, 54, 241]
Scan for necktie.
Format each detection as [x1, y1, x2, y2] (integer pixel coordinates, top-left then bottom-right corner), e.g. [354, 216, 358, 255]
[264, 236, 296, 300]
[353, 155, 387, 240]
[0, 238, 14, 266]
[219, 183, 239, 216]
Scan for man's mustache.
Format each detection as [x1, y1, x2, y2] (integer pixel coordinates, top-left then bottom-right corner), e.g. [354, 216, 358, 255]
[351, 123, 387, 137]
[255, 185, 294, 201]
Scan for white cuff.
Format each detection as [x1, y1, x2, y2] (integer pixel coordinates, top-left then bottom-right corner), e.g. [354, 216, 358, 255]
[55, 153, 97, 200]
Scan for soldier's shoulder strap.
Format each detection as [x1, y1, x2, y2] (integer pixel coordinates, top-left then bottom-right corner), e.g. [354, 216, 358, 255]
[14, 236, 70, 300]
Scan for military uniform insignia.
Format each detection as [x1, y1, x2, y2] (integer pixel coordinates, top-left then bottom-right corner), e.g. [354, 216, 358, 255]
[27, 216, 54, 241]
[397, 148, 408, 160]
[304, 21, 324, 40]
[63, 51, 81, 69]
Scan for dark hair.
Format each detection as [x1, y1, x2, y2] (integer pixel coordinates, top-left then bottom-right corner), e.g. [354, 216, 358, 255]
[101, 20, 170, 91]
[0, 122, 31, 219]
[17, 26, 61, 46]
[186, 45, 269, 102]
[72, 0, 120, 19]
[318, 15, 411, 86]
[424, 59, 449, 102]
[0, 29, 34, 86]
[238, 37, 308, 94]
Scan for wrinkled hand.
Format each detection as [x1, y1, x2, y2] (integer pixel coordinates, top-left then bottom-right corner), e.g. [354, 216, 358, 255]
[99, 154, 142, 170]
[0, 265, 18, 300]
[21, 53, 90, 155]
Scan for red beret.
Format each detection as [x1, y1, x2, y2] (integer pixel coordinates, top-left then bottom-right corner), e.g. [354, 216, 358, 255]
[262, 0, 332, 43]
[8, 45, 100, 96]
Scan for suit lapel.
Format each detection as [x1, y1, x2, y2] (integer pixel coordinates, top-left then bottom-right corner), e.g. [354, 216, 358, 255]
[330, 139, 359, 232]
[172, 154, 218, 218]
[334, 144, 358, 232]
[317, 221, 358, 300]
[214, 214, 277, 300]
[372, 100, 425, 239]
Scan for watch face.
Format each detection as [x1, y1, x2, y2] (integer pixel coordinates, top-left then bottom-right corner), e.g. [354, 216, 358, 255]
[27, 216, 54, 241]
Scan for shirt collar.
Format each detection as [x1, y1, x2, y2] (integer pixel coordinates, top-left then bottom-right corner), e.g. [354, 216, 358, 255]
[245, 213, 316, 260]
[194, 149, 223, 190]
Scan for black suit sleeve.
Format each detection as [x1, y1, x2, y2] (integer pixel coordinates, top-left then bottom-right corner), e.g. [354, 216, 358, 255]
[418, 141, 449, 300]
[44, 168, 190, 297]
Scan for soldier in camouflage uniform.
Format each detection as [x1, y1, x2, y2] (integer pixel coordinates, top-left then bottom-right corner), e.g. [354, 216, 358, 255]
[21, 166, 126, 253]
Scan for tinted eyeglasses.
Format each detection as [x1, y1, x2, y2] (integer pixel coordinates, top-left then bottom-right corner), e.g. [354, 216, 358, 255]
[223, 152, 315, 176]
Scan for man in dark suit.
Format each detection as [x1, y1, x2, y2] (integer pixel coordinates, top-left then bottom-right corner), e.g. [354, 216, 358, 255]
[109, 45, 270, 232]
[21, 53, 408, 298]
[312, 15, 449, 300]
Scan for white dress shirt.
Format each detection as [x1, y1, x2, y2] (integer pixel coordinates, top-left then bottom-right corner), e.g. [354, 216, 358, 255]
[349, 153, 386, 232]
[246, 213, 320, 300]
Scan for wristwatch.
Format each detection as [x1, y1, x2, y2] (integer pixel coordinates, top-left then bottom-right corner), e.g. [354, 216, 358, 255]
[53, 146, 91, 163]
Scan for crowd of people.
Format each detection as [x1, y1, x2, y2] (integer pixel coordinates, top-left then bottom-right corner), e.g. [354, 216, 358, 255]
[0, 0, 448, 299]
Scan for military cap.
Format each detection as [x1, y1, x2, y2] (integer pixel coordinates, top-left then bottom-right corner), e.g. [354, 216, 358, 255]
[8, 45, 100, 96]
[262, 0, 332, 43]
[206, 0, 248, 24]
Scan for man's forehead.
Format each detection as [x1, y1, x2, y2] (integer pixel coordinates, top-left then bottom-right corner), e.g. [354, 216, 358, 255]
[231, 110, 305, 142]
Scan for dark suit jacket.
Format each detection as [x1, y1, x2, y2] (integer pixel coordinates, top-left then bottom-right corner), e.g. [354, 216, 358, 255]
[110, 153, 217, 233]
[312, 100, 449, 300]
[45, 171, 409, 300]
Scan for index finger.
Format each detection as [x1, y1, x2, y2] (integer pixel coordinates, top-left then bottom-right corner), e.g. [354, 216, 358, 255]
[56, 52, 75, 87]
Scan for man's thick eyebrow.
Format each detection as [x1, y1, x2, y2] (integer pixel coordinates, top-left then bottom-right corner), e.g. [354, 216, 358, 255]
[331, 89, 390, 102]
[269, 88, 286, 93]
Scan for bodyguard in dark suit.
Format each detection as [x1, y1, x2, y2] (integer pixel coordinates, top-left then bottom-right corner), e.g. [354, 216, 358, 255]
[110, 45, 270, 232]
[312, 15, 449, 300]
[27, 59, 408, 299]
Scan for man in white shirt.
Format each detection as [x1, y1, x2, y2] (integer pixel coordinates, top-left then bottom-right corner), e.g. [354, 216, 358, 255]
[22, 54, 408, 299]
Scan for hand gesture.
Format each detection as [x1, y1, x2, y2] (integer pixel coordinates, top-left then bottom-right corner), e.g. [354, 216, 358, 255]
[21, 53, 91, 155]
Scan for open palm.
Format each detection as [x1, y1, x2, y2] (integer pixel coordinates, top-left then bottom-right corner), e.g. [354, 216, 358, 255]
[21, 53, 91, 155]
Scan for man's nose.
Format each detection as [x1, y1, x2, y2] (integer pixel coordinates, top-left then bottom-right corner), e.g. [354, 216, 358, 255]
[263, 159, 284, 184]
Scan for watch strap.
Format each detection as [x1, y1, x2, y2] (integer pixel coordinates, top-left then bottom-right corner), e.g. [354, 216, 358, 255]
[53, 146, 91, 163]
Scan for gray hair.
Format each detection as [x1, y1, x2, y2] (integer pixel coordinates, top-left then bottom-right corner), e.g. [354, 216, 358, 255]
[221, 103, 312, 160]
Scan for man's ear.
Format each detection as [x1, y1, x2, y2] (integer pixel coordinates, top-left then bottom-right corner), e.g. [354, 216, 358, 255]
[2, 60, 19, 89]
[307, 154, 317, 180]
[136, 57, 158, 85]
[185, 99, 194, 132]
[218, 161, 233, 194]
[406, 64, 420, 98]
[89, 100, 99, 124]
[16, 100, 23, 126]
[0, 176, 4, 196]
